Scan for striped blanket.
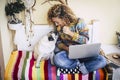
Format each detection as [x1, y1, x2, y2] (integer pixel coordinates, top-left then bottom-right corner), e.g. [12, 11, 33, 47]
[5, 51, 108, 80]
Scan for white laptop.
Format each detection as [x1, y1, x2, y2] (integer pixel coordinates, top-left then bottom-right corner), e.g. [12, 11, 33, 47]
[68, 43, 101, 59]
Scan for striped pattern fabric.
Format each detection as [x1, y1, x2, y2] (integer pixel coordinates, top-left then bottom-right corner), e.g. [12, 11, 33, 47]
[4, 51, 108, 80]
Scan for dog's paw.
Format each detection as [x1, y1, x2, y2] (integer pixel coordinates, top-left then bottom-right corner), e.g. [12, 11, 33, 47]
[35, 66, 40, 68]
[35, 63, 40, 68]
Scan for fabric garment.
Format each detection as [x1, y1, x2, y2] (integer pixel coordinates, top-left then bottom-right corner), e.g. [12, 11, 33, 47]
[54, 18, 89, 53]
[54, 51, 107, 75]
[54, 18, 107, 75]
[5, 51, 108, 80]
[113, 68, 120, 80]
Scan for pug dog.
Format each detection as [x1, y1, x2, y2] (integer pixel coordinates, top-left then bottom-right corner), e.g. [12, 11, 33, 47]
[34, 31, 58, 68]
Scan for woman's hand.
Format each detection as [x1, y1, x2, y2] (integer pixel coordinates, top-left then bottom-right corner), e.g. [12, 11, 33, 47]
[63, 26, 74, 37]
[57, 26, 61, 32]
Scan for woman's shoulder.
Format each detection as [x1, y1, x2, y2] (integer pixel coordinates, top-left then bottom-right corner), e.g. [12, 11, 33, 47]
[78, 18, 85, 24]
[69, 18, 86, 29]
[75, 18, 86, 28]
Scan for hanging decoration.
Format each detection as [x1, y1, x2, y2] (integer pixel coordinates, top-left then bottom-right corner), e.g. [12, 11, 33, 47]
[22, 0, 36, 47]
[21, 0, 66, 47]
[41, 0, 68, 5]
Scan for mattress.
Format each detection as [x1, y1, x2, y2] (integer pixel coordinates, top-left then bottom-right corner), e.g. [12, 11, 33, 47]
[4, 51, 108, 80]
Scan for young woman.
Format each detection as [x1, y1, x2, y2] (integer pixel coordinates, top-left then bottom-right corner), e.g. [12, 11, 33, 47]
[47, 4, 106, 75]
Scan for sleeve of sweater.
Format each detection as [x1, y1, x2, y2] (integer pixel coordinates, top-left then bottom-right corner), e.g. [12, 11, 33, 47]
[72, 19, 89, 44]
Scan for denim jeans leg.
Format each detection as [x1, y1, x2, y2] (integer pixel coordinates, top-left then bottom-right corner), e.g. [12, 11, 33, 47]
[84, 55, 107, 73]
[54, 51, 78, 69]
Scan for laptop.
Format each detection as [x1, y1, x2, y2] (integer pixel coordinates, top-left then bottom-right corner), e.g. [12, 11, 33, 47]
[68, 43, 101, 59]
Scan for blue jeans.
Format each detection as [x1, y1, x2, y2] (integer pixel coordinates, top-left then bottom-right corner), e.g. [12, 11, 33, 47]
[54, 51, 107, 74]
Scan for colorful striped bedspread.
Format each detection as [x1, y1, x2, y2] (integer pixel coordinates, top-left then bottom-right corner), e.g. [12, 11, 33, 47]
[5, 51, 108, 80]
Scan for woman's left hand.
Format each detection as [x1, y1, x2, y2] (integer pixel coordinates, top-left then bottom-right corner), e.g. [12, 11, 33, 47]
[63, 26, 74, 37]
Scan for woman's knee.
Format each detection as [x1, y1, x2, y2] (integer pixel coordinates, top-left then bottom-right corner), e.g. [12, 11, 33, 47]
[85, 55, 107, 72]
[98, 55, 107, 67]
[53, 51, 67, 66]
[54, 51, 66, 60]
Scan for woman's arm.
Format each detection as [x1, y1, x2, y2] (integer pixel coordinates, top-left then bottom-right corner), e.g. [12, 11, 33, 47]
[57, 43, 69, 52]
[63, 19, 89, 44]
[72, 26, 89, 44]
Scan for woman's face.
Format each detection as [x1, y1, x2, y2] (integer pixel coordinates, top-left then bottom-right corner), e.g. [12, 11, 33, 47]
[52, 17, 66, 27]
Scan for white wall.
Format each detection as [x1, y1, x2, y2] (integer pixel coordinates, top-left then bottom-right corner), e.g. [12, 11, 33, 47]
[0, 30, 5, 80]
[68, 0, 120, 44]
[0, 0, 14, 68]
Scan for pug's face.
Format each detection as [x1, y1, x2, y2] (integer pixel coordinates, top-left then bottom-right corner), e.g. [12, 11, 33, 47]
[47, 31, 58, 42]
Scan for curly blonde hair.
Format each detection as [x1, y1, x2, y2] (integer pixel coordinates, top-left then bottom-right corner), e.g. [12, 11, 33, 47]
[47, 4, 77, 26]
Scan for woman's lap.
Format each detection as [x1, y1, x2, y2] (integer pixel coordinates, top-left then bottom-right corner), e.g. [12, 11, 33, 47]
[54, 51, 107, 72]
[84, 55, 107, 72]
[53, 51, 78, 69]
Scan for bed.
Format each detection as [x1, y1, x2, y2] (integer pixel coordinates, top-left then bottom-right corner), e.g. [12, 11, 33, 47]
[5, 25, 109, 80]
[5, 51, 108, 80]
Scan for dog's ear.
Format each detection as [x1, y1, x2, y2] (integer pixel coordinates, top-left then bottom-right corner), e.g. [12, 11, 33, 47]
[48, 31, 53, 36]
[50, 31, 53, 33]
[49, 31, 58, 35]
